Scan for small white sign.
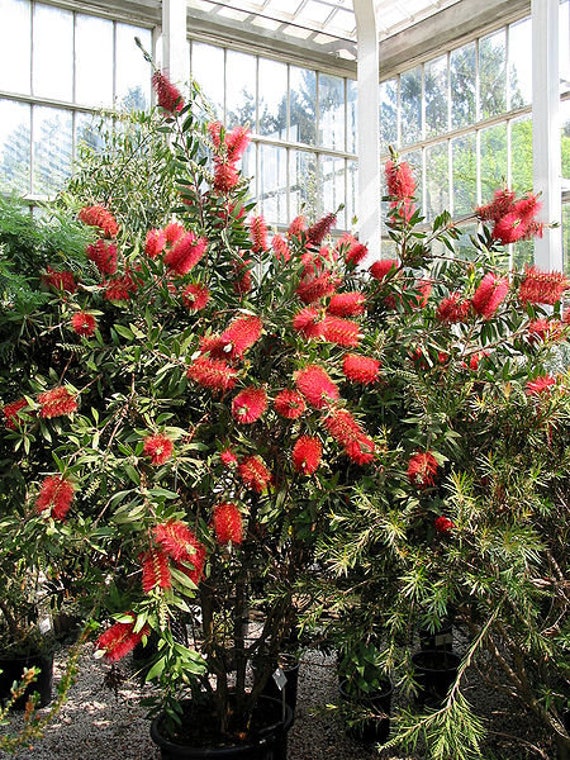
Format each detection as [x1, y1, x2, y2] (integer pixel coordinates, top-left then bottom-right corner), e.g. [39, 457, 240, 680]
[39, 617, 52, 634]
[272, 667, 288, 692]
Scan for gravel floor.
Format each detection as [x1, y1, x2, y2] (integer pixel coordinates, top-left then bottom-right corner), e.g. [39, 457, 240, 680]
[0, 644, 560, 760]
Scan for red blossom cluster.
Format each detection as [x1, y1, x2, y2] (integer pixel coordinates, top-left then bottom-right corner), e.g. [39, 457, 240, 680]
[152, 71, 184, 114]
[43, 266, 77, 294]
[471, 272, 509, 319]
[37, 386, 78, 419]
[323, 408, 375, 465]
[78, 204, 119, 238]
[475, 188, 543, 244]
[518, 266, 570, 306]
[407, 451, 440, 490]
[153, 520, 207, 586]
[292, 435, 323, 475]
[2, 398, 29, 429]
[86, 239, 117, 276]
[70, 311, 97, 337]
[212, 502, 243, 545]
[385, 159, 417, 222]
[36, 474, 75, 520]
[208, 121, 250, 194]
[95, 614, 150, 662]
[143, 433, 174, 466]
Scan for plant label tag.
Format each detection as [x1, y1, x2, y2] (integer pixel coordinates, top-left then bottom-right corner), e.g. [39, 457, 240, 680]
[39, 617, 52, 634]
[435, 632, 453, 647]
[272, 667, 288, 691]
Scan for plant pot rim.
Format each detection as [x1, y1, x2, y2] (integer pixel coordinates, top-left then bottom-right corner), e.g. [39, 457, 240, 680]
[411, 649, 461, 672]
[338, 676, 393, 702]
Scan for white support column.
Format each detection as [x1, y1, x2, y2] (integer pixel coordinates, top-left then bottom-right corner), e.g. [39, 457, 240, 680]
[532, 0, 562, 271]
[162, 0, 189, 88]
[353, 0, 381, 260]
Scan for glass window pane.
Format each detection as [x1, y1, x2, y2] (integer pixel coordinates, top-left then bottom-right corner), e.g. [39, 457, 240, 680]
[33, 4, 73, 101]
[480, 30, 507, 119]
[226, 50, 256, 129]
[401, 150, 422, 204]
[75, 14, 114, 107]
[400, 67, 422, 145]
[346, 160, 357, 229]
[116, 25, 152, 111]
[258, 144, 288, 225]
[0, 99, 31, 194]
[33, 106, 72, 195]
[289, 67, 316, 146]
[322, 156, 345, 226]
[0, 0, 31, 94]
[425, 56, 448, 138]
[75, 111, 107, 155]
[191, 42, 224, 119]
[509, 19, 532, 108]
[380, 78, 398, 150]
[258, 59, 287, 138]
[452, 133, 476, 216]
[562, 99, 570, 180]
[560, 0, 570, 91]
[289, 150, 318, 218]
[562, 202, 570, 276]
[425, 143, 449, 222]
[480, 123, 508, 201]
[511, 116, 533, 194]
[346, 78, 357, 154]
[450, 42, 475, 129]
[319, 73, 345, 151]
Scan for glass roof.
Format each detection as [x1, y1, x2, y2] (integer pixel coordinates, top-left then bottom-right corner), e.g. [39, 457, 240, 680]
[186, 0, 463, 60]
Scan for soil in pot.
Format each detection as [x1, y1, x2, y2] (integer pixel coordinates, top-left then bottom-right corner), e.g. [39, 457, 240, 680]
[0, 650, 54, 709]
[150, 695, 294, 760]
[338, 678, 393, 745]
[412, 649, 460, 708]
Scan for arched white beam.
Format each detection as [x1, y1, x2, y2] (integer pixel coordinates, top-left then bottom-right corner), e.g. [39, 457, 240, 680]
[532, 0, 562, 271]
[353, 0, 381, 260]
[162, 0, 189, 88]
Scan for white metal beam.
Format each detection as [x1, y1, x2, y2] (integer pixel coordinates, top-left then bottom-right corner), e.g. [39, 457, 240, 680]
[532, 0, 562, 271]
[162, 0, 189, 87]
[353, 0, 380, 260]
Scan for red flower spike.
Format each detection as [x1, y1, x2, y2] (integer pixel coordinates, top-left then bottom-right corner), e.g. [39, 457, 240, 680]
[475, 188, 517, 223]
[86, 239, 118, 276]
[336, 233, 368, 267]
[518, 266, 570, 306]
[71, 311, 97, 337]
[342, 353, 381, 385]
[143, 433, 174, 465]
[213, 159, 240, 193]
[294, 365, 340, 409]
[208, 121, 223, 148]
[220, 315, 263, 359]
[292, 436, 322, 475]
[213, 502, 243, 545]
[187, 356, 238, 392]
[95, 614, 150, 663]
[323, 408, 375, 465]
[525, 375, 556, 396]
[273, 389, 306, 420]
[225, 125, 250, 163]
[287, 215, 307, 238]
[471, 272, 509, 319]
[182, 283, 210, 312]
[163, 232, 208, 276]
[407, 451, 439, 490]
[385, 159, 416, 200]
[140, 548, 172, 593]
[436, 293, 470, 324]
[43, 267, 77, 294]
[2, 398, 29, 429]
[78, 205, 119, 238]
[306, 213, 337, 246]
[231, 387, 268, 424]
[271, 234, 291, 263]
[220, 448, 238, 467]
[37, 386, 78, 419]
[152, 71, 184, 113]
[435, 516, 455, 535]
[491, 212, 529, 245]
[327, 292, 366, 317]
[176, 540, 207, 586]
[292, 307, 323, 340]
[144, 228, 167, 259]
[36, 475, 75, 520]
[104, 270, 139, 302]
[249, 216, 269, 253]
[321, 316, 361, 348]
[164, 222, 185, 245]
[527, 318, 561, 343]
[369, 259, 399, 281]
[296, 271, 340, 304]
[154, 521, 199, 562]
[238, 456, 272, 493]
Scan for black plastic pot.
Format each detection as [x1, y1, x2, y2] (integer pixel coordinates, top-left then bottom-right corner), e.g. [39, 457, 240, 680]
[338, 678, 393, 745]
[418, 621, 454, 652]
[0, 650, 54, 709]
[260, 654, 300, 717]
[412, 650, 460, 708]
[150, 696, 294, 760]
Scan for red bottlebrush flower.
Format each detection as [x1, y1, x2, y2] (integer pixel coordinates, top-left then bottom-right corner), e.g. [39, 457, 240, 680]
[320, 316, 361, 348]
[181, 282, 210, 312]
[70, 311, 97, 337]
[143, 433, 174, 465]
[163, 232, 208, 276]
[491, 212, 529, 245]
[294, 365, 340, 409]
[231, 387, 268, 424]
[43, 266, 77, 293]
[342, 353, 381, 385]
[327, 292, 366, 317]
[78, 205, 119, 238]
[213, 159, 240, 193]
[461, 351, 487, 371]
[225, 125, 250, 163]
[176, 540, 207, 586]
[140, 548, 172, 593]
[336, 233, 368, 267]
[187, 356, 238, 392]
[220, 315, 263, 359]
[208, 121, 223, 148]
[145, 228, 167, 259]
[287, 215, 307, 238]
[292, 435, 322, 475]
[86, 239, 118, 276]
[233, 263, 252, 295]
[385, 159, 416, 200]
[369, 258, 399, 281]
[36, 475, 75, 520]
[292, 307, 323, 340]
[306, 213, 337, 246]
[95, 614, 150, 663]
[220, 447, 238, 467]
[518, 266, 570, 306]
[436, 293, 470, 324]
[323, 408, 375, 465]
[238, 456, 272, 493]
[249, 216, 269, 253]
[476, 188, 517, 223]
[525, 375, 556, 396]
[273, 389, 306, 420]
[152, 70, 184, 113]
[104, 270, 139, 302]
[412, 279, 432, 309]
[471, 272, 509, 319]
[37, 386, 77, 418]
[271, 234, 291, 263]
[213, 502, 243, 545]
[154, 520, 199, 562]
[296, 271, 340, 305]
[2, 398, 29, 429]
[527, 318, 561, 343]
[407, 451, 439, 490]
[164, 222, 185, 245]
[435, 516, 455, 535]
